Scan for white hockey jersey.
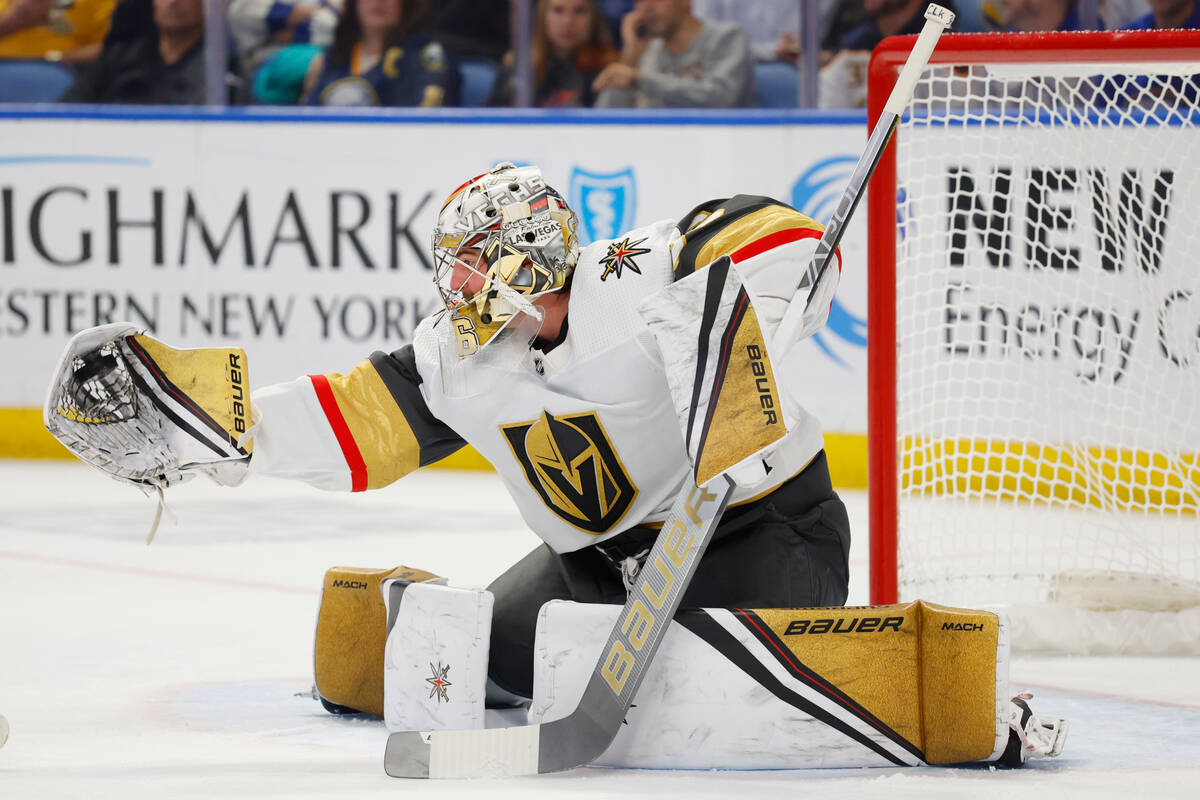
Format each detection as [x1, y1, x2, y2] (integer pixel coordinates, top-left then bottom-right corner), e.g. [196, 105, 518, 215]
[249, 195, 840, 554]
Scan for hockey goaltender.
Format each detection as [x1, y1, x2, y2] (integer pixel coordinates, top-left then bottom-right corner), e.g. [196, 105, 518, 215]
[45, 163, 1067, 773]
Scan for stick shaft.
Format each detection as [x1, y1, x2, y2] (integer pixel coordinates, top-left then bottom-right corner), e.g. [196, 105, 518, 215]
[799, 4, 956, 308]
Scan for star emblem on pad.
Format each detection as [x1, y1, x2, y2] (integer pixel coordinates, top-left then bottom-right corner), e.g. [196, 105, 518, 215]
[426, 662, 452, 703]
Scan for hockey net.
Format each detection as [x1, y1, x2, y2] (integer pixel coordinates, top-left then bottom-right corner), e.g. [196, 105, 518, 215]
[867, 31, 1200, 653]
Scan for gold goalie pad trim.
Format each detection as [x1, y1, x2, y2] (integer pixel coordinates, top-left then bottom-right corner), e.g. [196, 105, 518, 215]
[314, 565, 442, 716]
[126, 333, 254, 455]
[693, 296, 785, 487]
[734, 601, 1002, 765]
[638, 255, 788, 489]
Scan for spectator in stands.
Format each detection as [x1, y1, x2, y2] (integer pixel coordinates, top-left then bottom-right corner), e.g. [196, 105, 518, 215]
[1124, 0, 1200, 27]
[494, 0, 618, 107]
[821, 0, 871, 49]
[0, 0, 115, 63]
[229, 0, 342, 80]
[302, 0, 459, 106]
[60, 0, 206, 103]
[252, 41, 324, 103]
[996, 0, 1087, 31]
[819, 0, 958, 108]
[102, 0, 155, 44]
[596, 0, 633, 45]
[692, 0, 827, 63]
[593, 0, 754, 108]
[981, 0, 1153, 30]
[421, 0, 508, 62]
[837, 0, 959, 50]
[1102, 0, 1152, 28]
[0, 0, 50, 41]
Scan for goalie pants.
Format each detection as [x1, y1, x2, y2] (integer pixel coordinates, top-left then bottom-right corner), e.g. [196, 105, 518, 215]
[486, 450, 851, 699]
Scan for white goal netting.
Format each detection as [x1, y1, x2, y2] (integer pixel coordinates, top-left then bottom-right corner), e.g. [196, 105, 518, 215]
[890, 45, 1200, 650]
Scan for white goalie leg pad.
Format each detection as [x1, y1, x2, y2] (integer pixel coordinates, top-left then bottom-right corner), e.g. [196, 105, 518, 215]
[382, 581, 493, 732]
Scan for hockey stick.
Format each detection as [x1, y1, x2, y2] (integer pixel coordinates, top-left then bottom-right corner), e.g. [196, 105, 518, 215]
[384, 5, 955, 779]
[773, 3, 956, 347]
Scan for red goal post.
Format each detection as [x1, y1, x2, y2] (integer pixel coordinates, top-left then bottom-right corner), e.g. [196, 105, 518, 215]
[866, 30, 1200, 621]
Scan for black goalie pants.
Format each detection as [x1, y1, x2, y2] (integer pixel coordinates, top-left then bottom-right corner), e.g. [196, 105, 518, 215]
[485, 450, 851, 700]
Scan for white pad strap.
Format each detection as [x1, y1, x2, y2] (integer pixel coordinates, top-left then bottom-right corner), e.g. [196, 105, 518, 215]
[383, 581, 494, 732]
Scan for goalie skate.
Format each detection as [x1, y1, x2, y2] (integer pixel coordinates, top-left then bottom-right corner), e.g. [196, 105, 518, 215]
[997, 692, 1069, 767]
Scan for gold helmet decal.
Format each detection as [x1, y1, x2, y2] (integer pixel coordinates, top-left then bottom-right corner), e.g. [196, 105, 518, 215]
[501, 411, 637, 534]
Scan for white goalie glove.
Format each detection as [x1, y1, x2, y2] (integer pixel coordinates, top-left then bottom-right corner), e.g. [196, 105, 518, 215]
[44, 323, 255, 492]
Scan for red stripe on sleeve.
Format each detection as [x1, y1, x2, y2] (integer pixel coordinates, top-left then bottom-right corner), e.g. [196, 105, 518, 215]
[308, 374, 368, 492]
[730, 226, 841, 273]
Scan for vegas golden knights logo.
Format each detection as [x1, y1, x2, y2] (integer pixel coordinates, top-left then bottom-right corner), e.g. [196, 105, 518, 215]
[501, 411, 637, 534]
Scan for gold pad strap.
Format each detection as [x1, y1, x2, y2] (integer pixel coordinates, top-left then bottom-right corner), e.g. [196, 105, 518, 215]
[741, 601, 1003, 764]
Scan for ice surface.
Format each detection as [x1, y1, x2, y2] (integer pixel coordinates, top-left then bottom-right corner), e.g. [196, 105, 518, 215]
[1, 461, 1198, 798]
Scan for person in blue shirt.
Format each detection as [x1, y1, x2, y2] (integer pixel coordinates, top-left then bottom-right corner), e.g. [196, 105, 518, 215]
[303, 0, 459, 106]
[995, 0, 1091, 32]
[1124, 0, 1200, 28]
[1103, 0, 1199, 109]
[837, 0, 960, 52]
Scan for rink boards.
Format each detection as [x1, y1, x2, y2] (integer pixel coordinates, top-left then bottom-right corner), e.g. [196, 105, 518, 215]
[0, 107, 871, 479]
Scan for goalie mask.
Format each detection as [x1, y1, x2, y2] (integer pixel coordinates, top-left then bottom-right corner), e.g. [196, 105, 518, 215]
[432, 163, 579, 356]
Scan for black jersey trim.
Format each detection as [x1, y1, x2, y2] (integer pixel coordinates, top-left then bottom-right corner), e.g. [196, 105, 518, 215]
[693, 283, 751, 475]
[369, 347, 466, 467]
[685, 255, 731, 449]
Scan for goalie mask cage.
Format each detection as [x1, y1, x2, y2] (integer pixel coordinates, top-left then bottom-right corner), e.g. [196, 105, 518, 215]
[867, 30, 1200, 652]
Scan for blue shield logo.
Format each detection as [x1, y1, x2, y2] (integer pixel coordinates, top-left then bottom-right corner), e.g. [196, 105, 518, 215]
[790, 156, 868, 370]
[568, 167, 636, 244]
